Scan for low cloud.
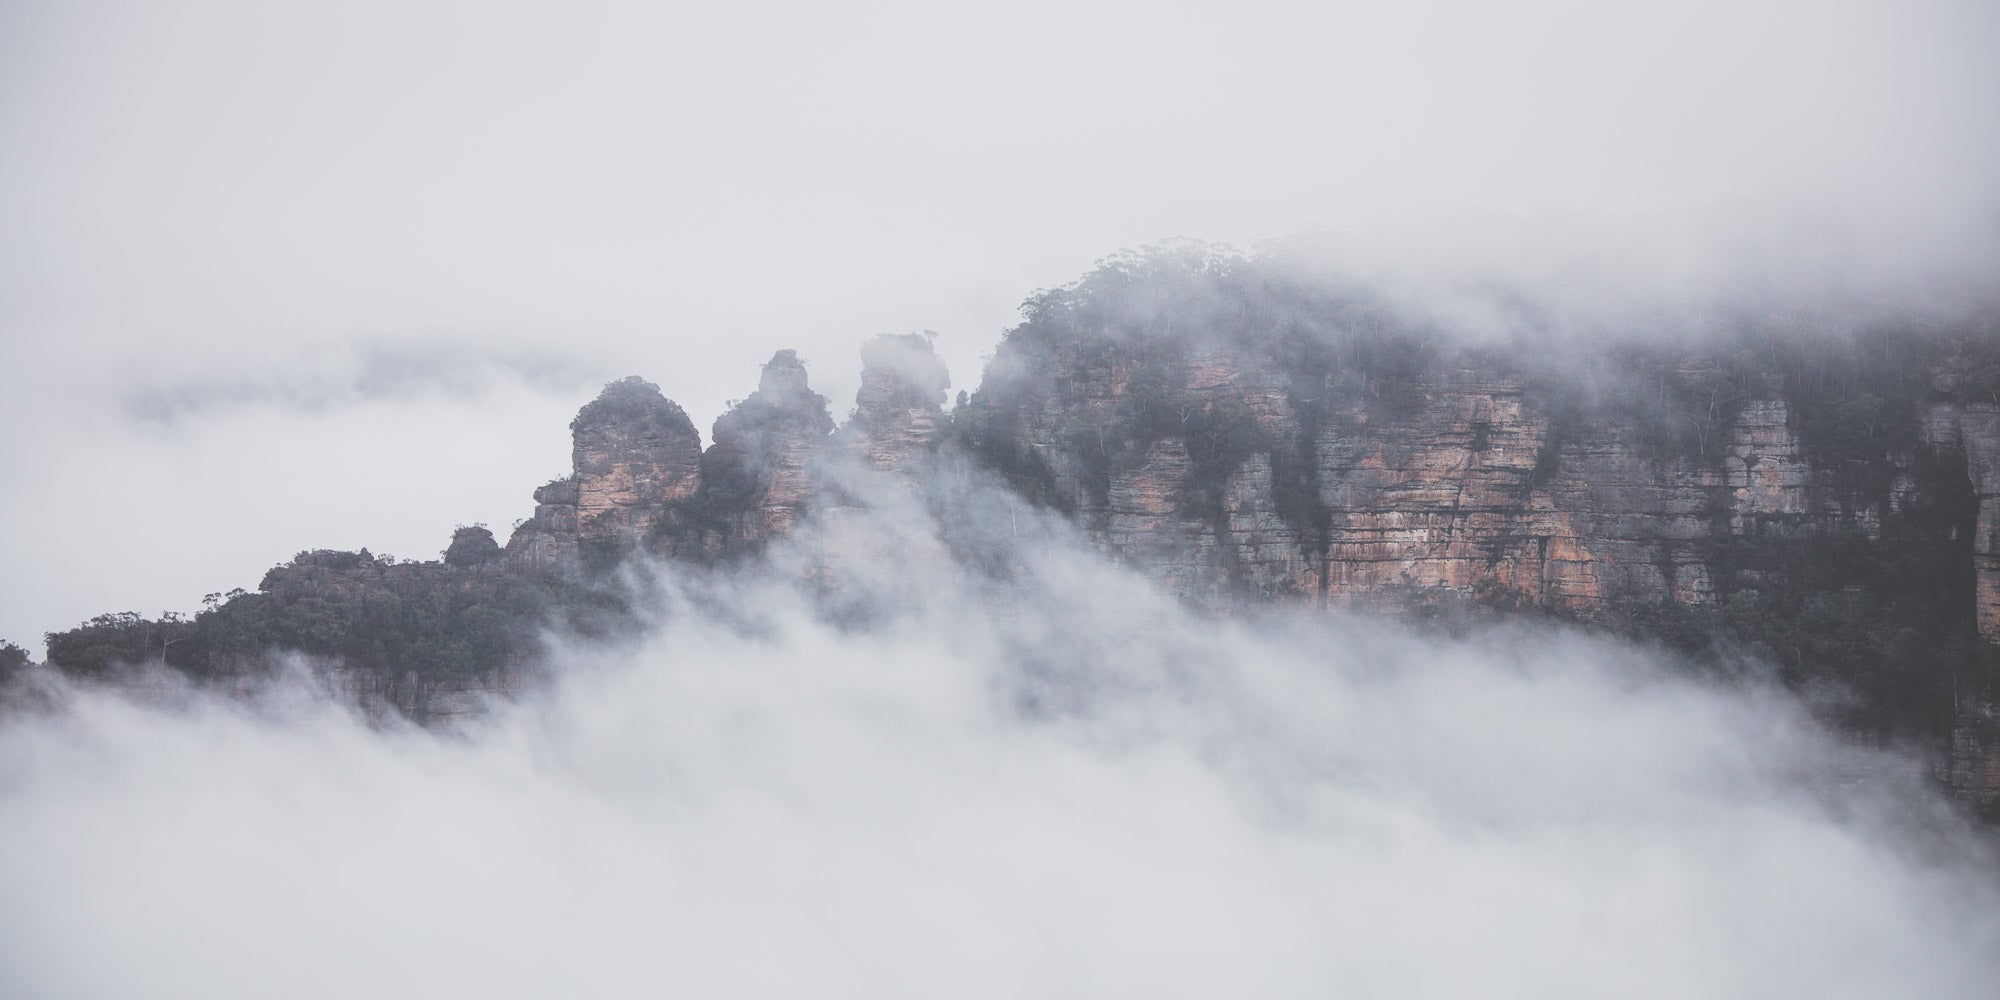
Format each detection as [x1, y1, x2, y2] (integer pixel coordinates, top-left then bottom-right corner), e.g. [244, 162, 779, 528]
[2, 480, 1994, 998]
[1260, 208, 2000, 348]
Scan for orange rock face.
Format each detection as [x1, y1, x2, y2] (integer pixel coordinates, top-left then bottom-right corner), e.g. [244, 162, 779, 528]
[965, 338, 1955, 630]
[506, 376, 703, 568]
[571, 377, 704, 542]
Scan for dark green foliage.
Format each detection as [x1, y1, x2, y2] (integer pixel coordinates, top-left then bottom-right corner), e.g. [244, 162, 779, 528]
[1517, 346, 1765, 469]
[577, 535, 638, 575]
[572, 375, 696, 440]
[957, 240, 1433, 527]
[262, 549, 623, 676]
[46, 547, 635, 682]
[951, 395, 1064, 509]
[1266, 326, 1343, 567]
[1, 640, 33, 676]
[43, 612, 189, 675]
[1768, 328, 1950, 490]
[1177, 399, 1271, 518]
[1607, 445, 1980, 735]
[443, 525, 501, 567]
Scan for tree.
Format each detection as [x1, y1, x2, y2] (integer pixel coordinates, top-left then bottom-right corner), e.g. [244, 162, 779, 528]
[44, 613, 153, 674]
[443, 525, 501, 567]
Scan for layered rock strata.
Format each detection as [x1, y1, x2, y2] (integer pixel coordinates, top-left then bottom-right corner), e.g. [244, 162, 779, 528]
[840, 333, 951, 477]
[700, 350, 837, 546]
[959, 344, 1963, 624]
[509, 339, 1987, 646]
[507, 339, 953, 567]
[507, 376, 702, 568]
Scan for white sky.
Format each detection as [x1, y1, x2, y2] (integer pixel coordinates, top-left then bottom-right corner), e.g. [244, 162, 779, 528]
[3, 0, 1998, 649]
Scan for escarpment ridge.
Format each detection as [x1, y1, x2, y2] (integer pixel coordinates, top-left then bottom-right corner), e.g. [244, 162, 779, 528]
[27, 247, 2000, 810]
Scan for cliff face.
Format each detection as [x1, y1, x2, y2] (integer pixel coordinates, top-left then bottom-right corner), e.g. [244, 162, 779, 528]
[841, 333, 951, 477]
[507, 376, 703, 568]
[571, 376, 704, 541]
[938, 249, 2000, 806]
[952, 317, 1974, 627]
[1926, 401, 2000, 637]
[961, 269, 1979, 596]
[700, 350, 837, 546]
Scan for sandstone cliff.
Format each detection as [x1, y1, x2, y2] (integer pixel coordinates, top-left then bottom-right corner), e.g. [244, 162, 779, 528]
[937, 248, 1998, 807]
[507, 376, 703, 569]
[698, 350, 837, 549]
[504, 338, 954, 568]
[840, 333, 951, 477]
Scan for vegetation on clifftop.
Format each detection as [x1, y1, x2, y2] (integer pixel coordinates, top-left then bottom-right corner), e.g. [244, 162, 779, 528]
[44, 537, 635, 683]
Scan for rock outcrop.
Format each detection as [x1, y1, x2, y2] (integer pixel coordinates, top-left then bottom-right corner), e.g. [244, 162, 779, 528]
[700, 350, 837, 546]
[506, 340, 959, 569]
[507, 376, 703, 569]
[571, 377, 703, 546]
[841, 333, 951, 476]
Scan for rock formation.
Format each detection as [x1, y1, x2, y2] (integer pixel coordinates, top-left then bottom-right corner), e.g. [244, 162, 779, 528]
[700, 350, 837, 547]
[196, 279, 2000, 811]
[46, 247, 2000, 809]
[841, 333, 951, 476]
[507, 376, 703, 569]
[505, 340, 955, 568]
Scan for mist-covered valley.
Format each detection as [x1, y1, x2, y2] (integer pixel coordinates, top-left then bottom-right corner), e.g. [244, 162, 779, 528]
[6, 475, 2000, 998]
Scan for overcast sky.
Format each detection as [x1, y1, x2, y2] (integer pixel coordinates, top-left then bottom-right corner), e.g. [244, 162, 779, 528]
[4, 0, 1999, 648]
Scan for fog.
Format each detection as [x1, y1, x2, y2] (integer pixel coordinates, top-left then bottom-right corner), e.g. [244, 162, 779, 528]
[7, 5, 2000, 983]
[6, 0, 2000, 648]
[1, 477, 1995, 998]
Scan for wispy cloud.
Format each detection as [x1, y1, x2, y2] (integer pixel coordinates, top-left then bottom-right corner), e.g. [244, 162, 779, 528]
[115, 339, 609, 425]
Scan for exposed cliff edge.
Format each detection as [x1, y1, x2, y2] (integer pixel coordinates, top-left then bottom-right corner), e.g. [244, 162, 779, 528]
[505, 375, 704, 571]
[32, 245, 2000, 811]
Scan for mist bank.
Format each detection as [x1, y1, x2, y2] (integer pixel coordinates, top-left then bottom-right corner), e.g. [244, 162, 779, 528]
[5, 489, 1999, 999]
